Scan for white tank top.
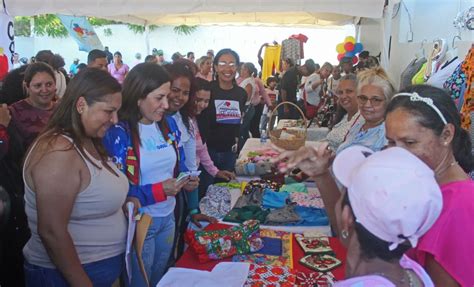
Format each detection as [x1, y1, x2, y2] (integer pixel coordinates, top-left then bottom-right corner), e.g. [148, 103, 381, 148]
[23, 135, 128, 268]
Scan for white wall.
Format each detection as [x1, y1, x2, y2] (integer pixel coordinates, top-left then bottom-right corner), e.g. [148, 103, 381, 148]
[15, 24, 355, 72]
[359, 0, 473, 88]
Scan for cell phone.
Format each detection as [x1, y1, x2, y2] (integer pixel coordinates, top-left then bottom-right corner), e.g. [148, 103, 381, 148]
[176, 172, 190, 183]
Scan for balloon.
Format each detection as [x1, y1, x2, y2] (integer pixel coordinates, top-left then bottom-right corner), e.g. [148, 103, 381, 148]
[352, 56, 359, 64]
[345, 51, 355, 57]
[354, 43, 363, 53]
[336, 43, 345, 54]
[345, 36, 356, 44]
[337, 53, 345, 61]
[344, 42, 355, 52]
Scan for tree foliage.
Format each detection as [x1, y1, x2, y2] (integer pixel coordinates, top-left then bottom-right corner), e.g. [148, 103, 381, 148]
[13, 15, 196, 38]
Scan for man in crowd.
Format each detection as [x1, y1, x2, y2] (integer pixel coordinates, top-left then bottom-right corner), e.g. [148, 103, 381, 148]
[87, 49, 108, 71]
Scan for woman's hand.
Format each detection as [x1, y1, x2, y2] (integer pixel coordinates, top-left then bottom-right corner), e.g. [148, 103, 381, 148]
[162, 178, 186, 196]
[0, 104, 11, 127]
[191, 213, 218, 228]
[277, 142, 335, 178]
[122, 197, 141, 217]
[183, 177, 199, 192]
[215, 170, 235, 181]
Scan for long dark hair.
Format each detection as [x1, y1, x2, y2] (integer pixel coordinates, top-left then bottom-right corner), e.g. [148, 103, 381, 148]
[37, 68, 121, 168]
[212, 48, 240, 85]
[164, 61, 195, 133]
[120, 63, 171, 146]
[386, 85, 473, 173]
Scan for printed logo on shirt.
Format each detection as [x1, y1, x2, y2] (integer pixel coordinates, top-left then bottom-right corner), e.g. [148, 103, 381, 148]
[142, 134, 170, 151]
[215, 99, 241, 124]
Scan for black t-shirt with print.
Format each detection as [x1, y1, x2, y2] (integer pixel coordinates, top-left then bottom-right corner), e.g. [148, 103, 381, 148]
[206, 81, 247, 152]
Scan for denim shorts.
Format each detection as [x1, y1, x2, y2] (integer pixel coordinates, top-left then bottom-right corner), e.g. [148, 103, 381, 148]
[24, 253, 124, 287]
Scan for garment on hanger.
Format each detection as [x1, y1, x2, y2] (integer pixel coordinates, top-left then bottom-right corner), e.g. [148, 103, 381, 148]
[460, 46, 474, 130]
[280, 38, 301, 65]
[443, 63, 466, 100]
[440, 56, 459, 70]
[262, 44, 282, 83]
[400, 57, 427, 90]
[289, 34, 308, 59]
[412, 62, 428, 85]
[427, 57, 461, 88]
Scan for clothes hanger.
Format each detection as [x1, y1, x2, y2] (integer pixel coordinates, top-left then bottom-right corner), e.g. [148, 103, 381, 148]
[444, 35, 461, 64]
[415, 39, 427, 59]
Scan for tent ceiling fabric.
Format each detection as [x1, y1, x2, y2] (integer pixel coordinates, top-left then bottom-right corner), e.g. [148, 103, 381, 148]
[5, 0, 385, 26]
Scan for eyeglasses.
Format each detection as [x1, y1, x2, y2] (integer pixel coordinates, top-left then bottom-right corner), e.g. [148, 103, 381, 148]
[217, 61, 236, 68]
[357, 95, 385, 107]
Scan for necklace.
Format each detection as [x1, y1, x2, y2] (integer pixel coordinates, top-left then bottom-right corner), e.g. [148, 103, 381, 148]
[375, 269, 415, 287]
[435, 160, 458, 178]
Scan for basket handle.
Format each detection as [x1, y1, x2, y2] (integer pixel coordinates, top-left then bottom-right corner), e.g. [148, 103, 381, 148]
[268, 101, 308, 133]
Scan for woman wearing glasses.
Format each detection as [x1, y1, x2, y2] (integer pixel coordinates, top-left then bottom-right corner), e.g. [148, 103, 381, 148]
[201, 49, 246, 180]
[336, 67, 395, 153]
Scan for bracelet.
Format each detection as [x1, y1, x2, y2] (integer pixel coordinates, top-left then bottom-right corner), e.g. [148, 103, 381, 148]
[189, 209, 199, 215]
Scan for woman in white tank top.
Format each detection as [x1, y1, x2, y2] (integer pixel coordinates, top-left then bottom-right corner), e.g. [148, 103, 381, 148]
[22, 69, 127, 287]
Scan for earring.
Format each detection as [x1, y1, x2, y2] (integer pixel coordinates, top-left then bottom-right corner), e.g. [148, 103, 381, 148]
[341, 230, 349, 239]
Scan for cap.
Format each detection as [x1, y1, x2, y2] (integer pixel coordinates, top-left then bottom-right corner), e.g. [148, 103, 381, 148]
[152, 49, 163, 56]
[333, 146, 442, 251]
[207, 49, 214, 56]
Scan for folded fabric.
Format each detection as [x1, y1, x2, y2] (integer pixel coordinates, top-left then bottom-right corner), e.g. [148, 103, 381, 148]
[243, 179, 282, 195]
[258, 237, 283, 256]
[199, 185, 232, 219]
[157, 262, 250, 287]
[294, 206, 329, 226]
[244, 264, 296, 287]
[265, 204, 301, 225]
[262, 189, 289, 209]
[290, 192, 324, 208]
[280, 182, 308, 194]
[215, 182, 242, 189]
[233, 229, 293, 268]
[224, 206, 270, 224]
[234, 189, 265, 208]
[184, 220, 263, 263]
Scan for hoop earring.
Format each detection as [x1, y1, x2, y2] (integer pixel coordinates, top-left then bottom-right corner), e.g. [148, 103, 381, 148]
[341, 230, 349, 239]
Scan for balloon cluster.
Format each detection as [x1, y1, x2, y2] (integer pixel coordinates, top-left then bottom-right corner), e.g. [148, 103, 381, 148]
[336, 36, 364, 64]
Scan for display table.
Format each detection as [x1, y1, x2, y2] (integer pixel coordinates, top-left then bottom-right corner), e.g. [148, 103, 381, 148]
[176, 223, 346, 281]
[276, 119, 329, 142]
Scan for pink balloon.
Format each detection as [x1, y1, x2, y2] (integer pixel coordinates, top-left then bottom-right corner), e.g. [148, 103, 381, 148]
[344, 42, 355, 52]
[337, 53, 345, 61]
[352, 56, 358, 64]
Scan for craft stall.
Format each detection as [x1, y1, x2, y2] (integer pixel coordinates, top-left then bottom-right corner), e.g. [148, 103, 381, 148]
[164, 120, 347, 286]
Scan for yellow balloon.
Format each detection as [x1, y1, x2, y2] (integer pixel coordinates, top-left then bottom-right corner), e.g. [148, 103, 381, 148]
[345, 36, 356, 44]
[336, 43, 345, 54]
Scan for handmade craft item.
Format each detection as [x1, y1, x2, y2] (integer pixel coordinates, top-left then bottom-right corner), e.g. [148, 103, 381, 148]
[295, 234, 332, 254]
[300, 254, 342, 272]
[184, 220, 263, 263]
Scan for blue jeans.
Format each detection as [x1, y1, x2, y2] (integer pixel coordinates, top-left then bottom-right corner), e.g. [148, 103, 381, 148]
[24, 253, 123, 287]
[129, 213, 175, 287]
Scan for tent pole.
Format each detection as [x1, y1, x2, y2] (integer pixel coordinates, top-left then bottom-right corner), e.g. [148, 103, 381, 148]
[145, 21, 150, 55]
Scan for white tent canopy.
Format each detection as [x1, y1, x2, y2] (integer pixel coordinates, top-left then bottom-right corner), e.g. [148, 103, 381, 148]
[5, 0, 386, 26]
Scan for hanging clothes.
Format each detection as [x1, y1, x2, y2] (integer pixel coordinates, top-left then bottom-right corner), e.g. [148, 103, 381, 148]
[443, 63, 467, 100]
[289, 34, 308, 59]
[262, 44, 282, 83]
[427, 57, 461, 88]
[399, 57, 426, 90]
[280, 38, 301, 65]
[460, 46, 474, 131]
[412, 63, 428, 85]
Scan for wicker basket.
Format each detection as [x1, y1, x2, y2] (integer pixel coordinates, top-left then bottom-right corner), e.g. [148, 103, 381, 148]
[268, 101, 307, 150]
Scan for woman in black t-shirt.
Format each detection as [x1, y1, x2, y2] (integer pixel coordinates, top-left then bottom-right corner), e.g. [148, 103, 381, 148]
[199, 49, 246, 191]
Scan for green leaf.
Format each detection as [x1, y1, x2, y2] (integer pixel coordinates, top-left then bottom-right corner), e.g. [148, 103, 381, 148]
[33, 14, 68, 38]
[173, 25, 197, 35]
[103, 28, 113, 37]
[14, 16, 31, 37]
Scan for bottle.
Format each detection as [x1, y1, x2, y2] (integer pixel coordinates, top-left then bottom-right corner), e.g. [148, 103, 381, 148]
[260, 130, 267, 143]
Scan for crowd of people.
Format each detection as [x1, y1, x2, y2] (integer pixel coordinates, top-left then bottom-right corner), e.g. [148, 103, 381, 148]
[0, 42, 472, 287]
